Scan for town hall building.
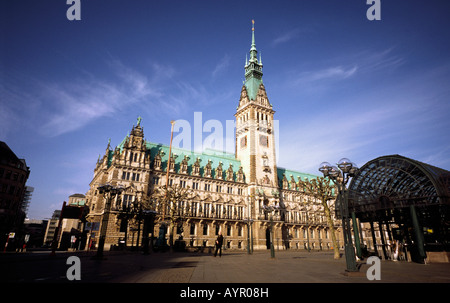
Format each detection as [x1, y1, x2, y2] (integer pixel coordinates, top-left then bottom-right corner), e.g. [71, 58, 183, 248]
[85, 23, 344, 252]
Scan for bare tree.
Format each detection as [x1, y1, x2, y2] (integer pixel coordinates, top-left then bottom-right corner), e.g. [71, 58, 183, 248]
[115, 189, 156, 250]
[299, 177, 340, 260]
[152, 184, 193, 251]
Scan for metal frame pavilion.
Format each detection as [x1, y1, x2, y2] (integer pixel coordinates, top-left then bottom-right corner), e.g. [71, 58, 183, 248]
[346, 155, 450, 263]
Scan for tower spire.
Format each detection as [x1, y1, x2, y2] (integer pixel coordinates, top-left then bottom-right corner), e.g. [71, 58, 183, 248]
[250, 20, 257, 62]
[251, 20, 255, 47]
[243, 19, 263, 100]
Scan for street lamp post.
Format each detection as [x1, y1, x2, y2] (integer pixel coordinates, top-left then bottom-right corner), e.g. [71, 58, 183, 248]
[163, 120, 176, 220]
[94, 183, 124, 259]
[304, 199, 311, 252]
[246, 218, 254, 254]
[246, 195, 254, 254]
[319, 158, 359, 272]
[142, 209, 157, 255]
[263, 204, 279, 259]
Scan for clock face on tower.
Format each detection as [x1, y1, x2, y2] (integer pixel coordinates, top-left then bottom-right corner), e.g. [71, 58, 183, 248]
[259, 135, 268, 147]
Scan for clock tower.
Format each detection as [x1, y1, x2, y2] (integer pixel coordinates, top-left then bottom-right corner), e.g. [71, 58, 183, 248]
[235, 21, 279, 200]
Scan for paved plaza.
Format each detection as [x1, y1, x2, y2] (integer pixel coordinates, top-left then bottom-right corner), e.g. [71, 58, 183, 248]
[2, 249, 450, 283]
[119, 250, 450, 283]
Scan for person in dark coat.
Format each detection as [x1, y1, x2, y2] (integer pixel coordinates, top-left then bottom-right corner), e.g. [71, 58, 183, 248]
[214, 232, 224, 257]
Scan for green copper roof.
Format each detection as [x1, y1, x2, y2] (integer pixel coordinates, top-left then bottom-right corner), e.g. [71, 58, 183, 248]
[244, 20, 263, 101]
[117, 133, 129, 154]
[244, 77, 262, 101]
[107, 149, 114, 168]
[277, 167, 319, 189]
[146, 141, 242, 181]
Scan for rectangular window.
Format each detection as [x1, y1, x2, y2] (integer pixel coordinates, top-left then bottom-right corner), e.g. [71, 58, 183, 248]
[122, 195, 134, 208]
[215, 225, 220, 235]
[191, 202, 198, 217]
[237, 206, 243, 220]
[190, 223, 195, 235]
[177, 201, 184, 216]
[204, 203, 210, 217]
[216, 205, 222, 219]
[227, 205, 233, 219]
[202, 223, 208, 235]
[227, 186, 233, 194]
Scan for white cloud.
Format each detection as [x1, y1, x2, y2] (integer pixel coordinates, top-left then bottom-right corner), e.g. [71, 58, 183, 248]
[38, 80, 126, 136]
[307, 65, 358, 81]
[277, 106, 397, 174]
[357, 48, 405, 73]
[271, 28, 307, 47]
[24, 60, 188, 137]
[278, 60, 450, 174]
[0, 104, 17, 139]
[212, 54, 230, 77]
[288, 47, 405, 90]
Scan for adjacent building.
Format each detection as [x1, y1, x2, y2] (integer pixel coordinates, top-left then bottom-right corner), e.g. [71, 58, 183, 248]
[23, 219, 48, 249]
[0, 141, 31, 250]
[21, 186, 34, 219]
[43, 210, 61, 247]
[43, 194, 87, 250]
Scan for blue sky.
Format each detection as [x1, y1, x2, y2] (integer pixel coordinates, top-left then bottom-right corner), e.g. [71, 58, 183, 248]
[1, 0, 449, 220]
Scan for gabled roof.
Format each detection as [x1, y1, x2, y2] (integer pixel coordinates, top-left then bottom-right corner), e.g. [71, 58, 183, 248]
[146, 141, 242, 181]
[277, 167, 319, 189]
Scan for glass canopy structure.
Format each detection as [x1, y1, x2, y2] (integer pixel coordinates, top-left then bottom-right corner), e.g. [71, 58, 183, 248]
[347, 155, 450, 260]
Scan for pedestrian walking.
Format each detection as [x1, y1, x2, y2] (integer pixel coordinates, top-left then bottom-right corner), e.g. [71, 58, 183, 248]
[214, 232, 224, 257]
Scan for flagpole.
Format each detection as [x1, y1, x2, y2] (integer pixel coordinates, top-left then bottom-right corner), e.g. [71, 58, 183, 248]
[163, 120, 176, 222]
